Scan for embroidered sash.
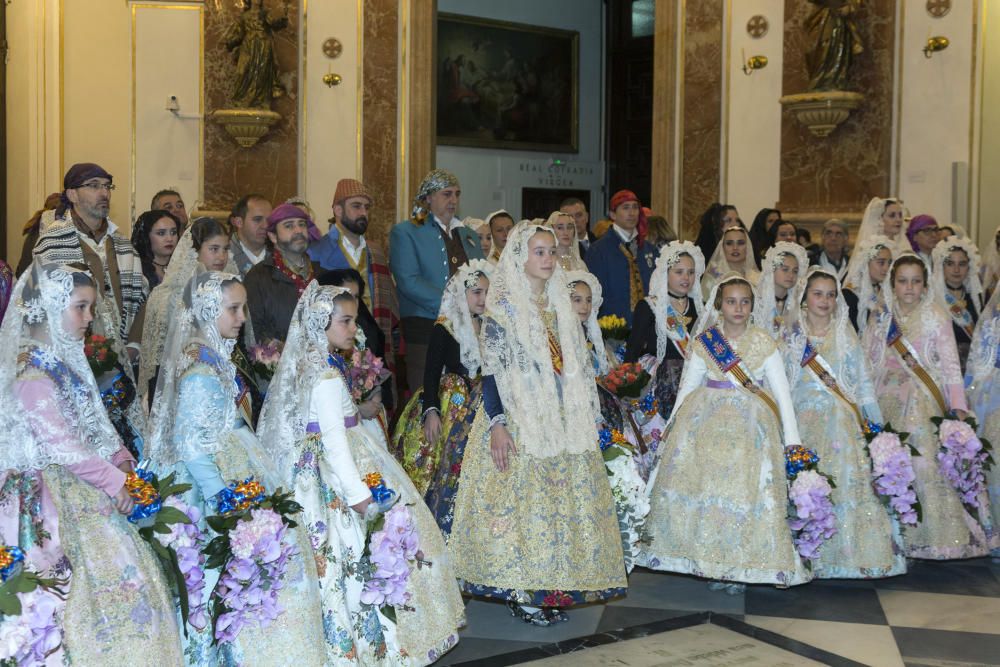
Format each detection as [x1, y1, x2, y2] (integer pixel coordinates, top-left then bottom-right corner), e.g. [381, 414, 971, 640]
[800, 339, 868, 433]
[663, 302, 691, 358]
[233, 372, 254, 428]
[697, 326, 781, 423]
[547, 325, 564, 375]
[944, 291, 975, 338]
[886, 318, 948, 414]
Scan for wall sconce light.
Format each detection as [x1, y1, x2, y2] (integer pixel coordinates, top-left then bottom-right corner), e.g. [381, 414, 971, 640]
[924, 36, 949, 58]
[742, 53, 768, 76]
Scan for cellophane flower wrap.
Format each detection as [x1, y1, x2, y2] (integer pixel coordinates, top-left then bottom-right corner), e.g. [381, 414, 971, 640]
[784, 446, 837, 562]
[0, 546, 65, 666]
[598, 426, 649, 572]
[202, 479, 303, 645]
[360, 503, 428, 623]
[125, 467, 206, 634]
[599, 362, 651, 399]
[248, 342, 282, 383]
[864, 423, 921, 526]
[932, 415, 995, 512]
[597, 314, 630, 343]
[346, 348, 390, 402]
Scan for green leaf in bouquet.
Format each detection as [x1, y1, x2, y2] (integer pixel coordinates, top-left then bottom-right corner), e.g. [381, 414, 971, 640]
[152, 523, 173, 535]
[602, 446, 627, 463]
[156, 506, 193, 526]
[382, 605, 397, 624]
[0, 588, 22, 616]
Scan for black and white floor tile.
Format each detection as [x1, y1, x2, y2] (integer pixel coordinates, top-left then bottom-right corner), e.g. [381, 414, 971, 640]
[434, 557, 1000, 666]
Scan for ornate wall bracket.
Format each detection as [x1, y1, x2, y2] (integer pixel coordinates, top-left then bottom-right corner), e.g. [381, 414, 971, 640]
[209, 108, 282, 148]
[779, 90, 864, 138]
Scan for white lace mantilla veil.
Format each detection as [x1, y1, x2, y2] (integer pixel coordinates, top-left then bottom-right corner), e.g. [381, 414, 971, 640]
[146, 270, 242, 468]
[481, 222, 600, 459]
[781, 266, 865, 400]
[703, 225, 758, 289]
[846, 197, 906, 281]
[0, 262, 121, 471]
[438, 259, 493, 375]
[753, 241, 810, 335]
[864, 252, 952, 382]
[139, 227, 251, 399]
[930, 236, 984, 314]
[693, 272, 758, 337]
[981, 227, 1000, 293]
[564, 269, 610, 375]
[647, 241, 705, 362]
[256, 281, 351, 487]
[968, 281, 1000, 389]
[845, 234, 894, 334]
[544, 210, 585, 270]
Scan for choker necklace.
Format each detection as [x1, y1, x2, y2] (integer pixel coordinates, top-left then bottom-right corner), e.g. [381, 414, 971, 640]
[667, 291, 688, 300]
[153, 259, 169, 269]
[775, 294, 788, 303]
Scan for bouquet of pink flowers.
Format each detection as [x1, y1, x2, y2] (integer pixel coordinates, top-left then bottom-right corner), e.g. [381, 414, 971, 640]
[932, 415, 994, 512]
[865, 424, 921, 527]
[248, 342, 282, 383]
[361, 505, 427, 623]
[346, 348, 391, 403]
[203, 482, 302, 645]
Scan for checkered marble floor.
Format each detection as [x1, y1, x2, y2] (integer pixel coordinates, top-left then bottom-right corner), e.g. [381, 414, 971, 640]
[434, 557, 1000, 666]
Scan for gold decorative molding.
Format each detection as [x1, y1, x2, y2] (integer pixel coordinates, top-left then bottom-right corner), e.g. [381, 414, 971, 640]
[209, 108, 282, 148]
[779, 90, 864, 138]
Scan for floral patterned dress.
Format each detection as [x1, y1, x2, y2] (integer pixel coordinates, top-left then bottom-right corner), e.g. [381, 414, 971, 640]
[292, 358, 464, 666]
[167, 344, 326, 666]
[15, 348, 184, 665]
[865, 310, 996, 559]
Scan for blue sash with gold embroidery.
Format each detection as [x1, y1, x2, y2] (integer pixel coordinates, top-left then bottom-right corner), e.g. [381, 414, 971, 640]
[800, 338, 867, 432]
[697, 326, 781, 421]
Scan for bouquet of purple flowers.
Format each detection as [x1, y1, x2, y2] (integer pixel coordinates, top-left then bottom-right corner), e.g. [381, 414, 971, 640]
[933, 415, 994, 513]
[361, 504, 428, 623]
[0, 545, 66, 665]
[864, 423, 921, 526]
[784, 446, 838, 563]
[203, 482, 302, 645]
[248, 342, 282, 383]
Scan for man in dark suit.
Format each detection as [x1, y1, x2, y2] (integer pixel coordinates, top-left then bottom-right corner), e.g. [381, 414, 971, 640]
[560, 196, 595, 258]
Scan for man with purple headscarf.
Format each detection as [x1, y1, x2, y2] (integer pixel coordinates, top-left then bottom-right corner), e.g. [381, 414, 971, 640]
[32, 163, 148, 357]
[244, 201, 322, 344]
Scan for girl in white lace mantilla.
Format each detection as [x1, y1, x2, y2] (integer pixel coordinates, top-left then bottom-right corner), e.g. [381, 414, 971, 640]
[145, 270, 325, 666]
[863, 254, 997, 559]
[967, 284, 1000, 555]
[701, 225, 760, 296]
[256, 282, 465, 665]
[449, 222, 626, 625]
[843, 234, 894, 334]
[781, 267, 907, 579]
[754, 242, 808, 339]
[642, 273, 811, 591]
[930, 236, 984, 374]
[545, 210, 586, 272]
[0, 262, 183, 665]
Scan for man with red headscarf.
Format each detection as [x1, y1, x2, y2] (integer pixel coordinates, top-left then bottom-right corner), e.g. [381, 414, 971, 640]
[584, 189, 657, 326]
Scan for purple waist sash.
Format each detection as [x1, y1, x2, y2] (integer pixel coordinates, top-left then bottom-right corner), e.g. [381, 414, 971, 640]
[306, 415, 359, 433]
[706, 379, 736, 390]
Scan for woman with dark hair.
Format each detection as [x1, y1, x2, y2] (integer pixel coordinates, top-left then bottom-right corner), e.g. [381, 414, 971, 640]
[769, 219, 799, 248]
[318, 267, 394, 412]
[130, 209, 182, 288]
[694, 203, 739, 263]
[749, 208, 781, 267]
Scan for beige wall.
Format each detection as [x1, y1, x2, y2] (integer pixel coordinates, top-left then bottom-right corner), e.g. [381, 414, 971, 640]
[978, 0, 1000, 251]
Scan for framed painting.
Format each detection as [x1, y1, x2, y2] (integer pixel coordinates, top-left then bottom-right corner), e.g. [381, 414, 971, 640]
[436, 13, 579, 153]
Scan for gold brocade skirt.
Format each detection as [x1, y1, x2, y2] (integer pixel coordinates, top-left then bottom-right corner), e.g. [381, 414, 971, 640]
[449, 410, 627, 602]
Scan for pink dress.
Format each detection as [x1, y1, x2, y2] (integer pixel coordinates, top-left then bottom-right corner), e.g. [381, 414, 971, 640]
[866, 308, 997, 559]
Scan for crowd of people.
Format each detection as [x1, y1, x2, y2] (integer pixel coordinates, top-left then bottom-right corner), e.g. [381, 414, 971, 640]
[0, 161, 998, 665]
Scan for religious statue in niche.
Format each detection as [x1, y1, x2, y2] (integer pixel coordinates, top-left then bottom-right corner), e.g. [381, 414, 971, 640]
[805, 0, 864, 91]
[225, 0, 289, 109]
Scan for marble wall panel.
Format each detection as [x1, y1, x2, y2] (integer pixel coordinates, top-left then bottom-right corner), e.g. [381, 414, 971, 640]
[778, 0, 894, 224]
[204, 0, 300, 212]
[680, 0, 723, 240]
[362, 0, 398, 246]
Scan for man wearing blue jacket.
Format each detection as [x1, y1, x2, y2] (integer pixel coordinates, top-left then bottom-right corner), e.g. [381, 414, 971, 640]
[585, 189, 657, 326]
[390, 169, 484, 392]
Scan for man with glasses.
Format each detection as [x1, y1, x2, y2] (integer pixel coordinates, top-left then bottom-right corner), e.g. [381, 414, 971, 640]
[809, 218, 851, 282]
[32, 163, 149, 361]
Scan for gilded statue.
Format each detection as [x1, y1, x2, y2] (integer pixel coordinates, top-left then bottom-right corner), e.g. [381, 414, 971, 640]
[225, 0, 289, 109]
[805, 0, 864, 91]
